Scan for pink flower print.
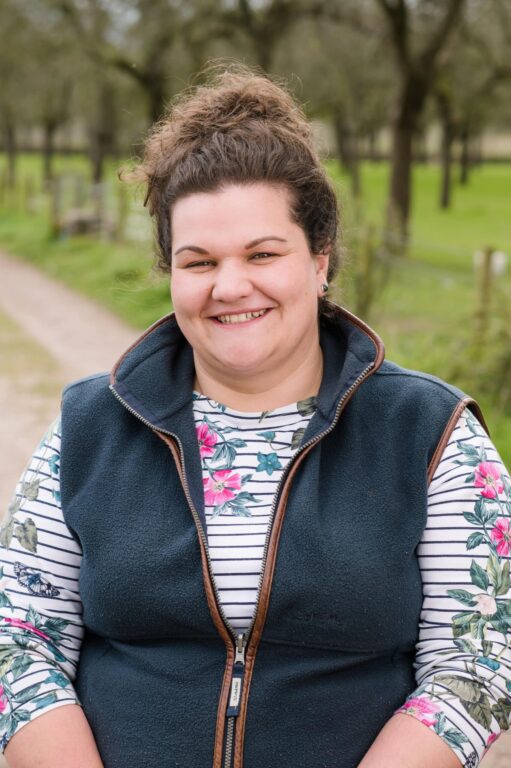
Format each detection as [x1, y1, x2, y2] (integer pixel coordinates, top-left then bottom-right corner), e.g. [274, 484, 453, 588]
[2, 617, 50, 642]
[490, 518, 511, 557]
[484, 733, 500, 755]
[204, 470, 241, 507]
[398, 696, 440, 728]
[475, 462, 504, 499]
[474, 593, 498, 616]
[196, 423, 218, 459]
[0, 685, 8, 714]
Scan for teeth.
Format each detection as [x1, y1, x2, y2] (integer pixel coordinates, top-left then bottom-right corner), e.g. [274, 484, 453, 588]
[216, 310, 267, 324]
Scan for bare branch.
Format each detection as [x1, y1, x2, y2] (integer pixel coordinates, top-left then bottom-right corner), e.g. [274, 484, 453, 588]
[237, 0, 257, 35]
[420, 0, 466, 70]
[374, 0, 410, 71]
[305, 1, 375, 36]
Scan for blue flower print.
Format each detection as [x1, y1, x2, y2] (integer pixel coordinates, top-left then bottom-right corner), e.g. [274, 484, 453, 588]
[256, 452, 282, 476]
[44, 670, 70, 688]
[48, 454, 60, 476]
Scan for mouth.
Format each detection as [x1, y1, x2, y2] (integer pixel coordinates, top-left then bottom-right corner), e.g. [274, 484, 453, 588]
[211, 308, 272, 325]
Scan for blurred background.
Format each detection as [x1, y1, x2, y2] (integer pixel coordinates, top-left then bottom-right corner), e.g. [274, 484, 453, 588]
[0, 1, 510, 764]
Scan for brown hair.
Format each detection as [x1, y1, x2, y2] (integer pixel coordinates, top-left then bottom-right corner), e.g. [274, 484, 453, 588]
[125, 63, 340, 284]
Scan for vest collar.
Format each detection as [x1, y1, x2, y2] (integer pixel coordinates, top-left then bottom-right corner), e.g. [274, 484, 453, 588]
[109, 302, 385, 437]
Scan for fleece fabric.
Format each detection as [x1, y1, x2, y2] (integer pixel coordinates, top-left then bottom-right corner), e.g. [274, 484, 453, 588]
[59, 305, 477, 768]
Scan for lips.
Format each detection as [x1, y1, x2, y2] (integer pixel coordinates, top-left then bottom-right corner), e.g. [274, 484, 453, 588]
[212, 309, 271, 325]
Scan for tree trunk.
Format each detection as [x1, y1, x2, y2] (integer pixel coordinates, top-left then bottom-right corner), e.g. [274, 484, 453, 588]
[43, 121, 57, 186]
[387, 74, 428, 248]
[436, 92, 455, 209]
[459, 125, 471, 185]
[3, 120, 17, 189]
[351, 134, 361, 200]
[333, 114, 361, 199]
[439, 121, 454, 209]
[90, 135, 105, 184]
[388, 121, 413, 243]
[89, 82, 116, 183]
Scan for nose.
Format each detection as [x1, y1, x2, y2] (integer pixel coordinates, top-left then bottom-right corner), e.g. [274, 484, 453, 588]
[211, 258, 253, 303]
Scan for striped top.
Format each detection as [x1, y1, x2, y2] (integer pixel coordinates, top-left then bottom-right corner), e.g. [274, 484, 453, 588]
[0, 404, 510, 767]
[192, 391, 316, 633]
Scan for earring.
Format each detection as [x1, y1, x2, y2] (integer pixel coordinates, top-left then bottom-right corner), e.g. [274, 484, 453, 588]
[321, 282, 329, 293]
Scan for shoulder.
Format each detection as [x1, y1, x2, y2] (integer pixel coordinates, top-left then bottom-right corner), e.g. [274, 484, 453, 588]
[61, 372, 126, 442]
[374, 360, 465, 402]
[356, 359, 488, 449]
[61, 372, 113, 413]
[62, 371, 110, 398]
[372, 360, 485, 422]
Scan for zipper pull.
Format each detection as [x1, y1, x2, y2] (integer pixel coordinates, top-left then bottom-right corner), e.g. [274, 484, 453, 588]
[227, 634, 246, 717]
[234, 633, 246, 666]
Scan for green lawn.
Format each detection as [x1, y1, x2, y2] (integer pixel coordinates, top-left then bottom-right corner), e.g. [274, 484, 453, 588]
[1, 153, 510, 462]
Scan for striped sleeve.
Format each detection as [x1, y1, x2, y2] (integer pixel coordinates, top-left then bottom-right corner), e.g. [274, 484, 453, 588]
[0, 417, 83, 751]
[396, 408, 511, 767]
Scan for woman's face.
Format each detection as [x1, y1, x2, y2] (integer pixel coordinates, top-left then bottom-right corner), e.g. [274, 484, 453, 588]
[170, 183, 329, 385]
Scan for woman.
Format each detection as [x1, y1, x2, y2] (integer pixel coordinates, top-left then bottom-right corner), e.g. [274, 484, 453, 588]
[1, 67, 510, 768]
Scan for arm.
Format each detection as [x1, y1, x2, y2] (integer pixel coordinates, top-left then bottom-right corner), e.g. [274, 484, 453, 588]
[358, 712, 461, 767]
[360, 408, 511, 768]
[0, 419, 103, 765]
[4, 704, 103, 768]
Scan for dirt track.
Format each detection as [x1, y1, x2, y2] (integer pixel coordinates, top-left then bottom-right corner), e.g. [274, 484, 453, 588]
[0, 249, 510, 767]
[0, 249, 136, 511]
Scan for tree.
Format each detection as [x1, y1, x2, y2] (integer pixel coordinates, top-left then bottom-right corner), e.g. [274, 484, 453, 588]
[0, 0, 33, 187]
[279, 9, 393, 199]
[23, 5, 76, 183]
[55, 0, 174, 123]
[432, 0, 511, 206]
[375, 0, 466, 246]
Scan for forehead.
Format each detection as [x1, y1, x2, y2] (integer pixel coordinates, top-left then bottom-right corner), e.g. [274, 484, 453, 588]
[171, 183, 297, 248]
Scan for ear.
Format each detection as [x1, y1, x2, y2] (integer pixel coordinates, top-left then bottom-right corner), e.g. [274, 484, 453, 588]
[314, 248, 330, 287]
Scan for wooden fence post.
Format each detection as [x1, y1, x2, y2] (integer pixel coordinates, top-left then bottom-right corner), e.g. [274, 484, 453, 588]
[473, 247, 494, 352]
[49, 175, 63, 238]
[355, 224, 377, 320]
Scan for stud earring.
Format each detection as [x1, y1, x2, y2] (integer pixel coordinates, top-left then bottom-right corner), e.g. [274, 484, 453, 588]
[321, 282, 329, 293]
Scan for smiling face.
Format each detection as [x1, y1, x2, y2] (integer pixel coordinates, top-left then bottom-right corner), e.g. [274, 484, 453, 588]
[170, 183, 329, 403]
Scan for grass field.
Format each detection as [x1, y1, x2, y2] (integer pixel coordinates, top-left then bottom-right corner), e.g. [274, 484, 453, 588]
[1, 153, 510, 462]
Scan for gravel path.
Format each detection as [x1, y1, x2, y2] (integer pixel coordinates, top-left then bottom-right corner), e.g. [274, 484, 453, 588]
[0, 249, 509, 767]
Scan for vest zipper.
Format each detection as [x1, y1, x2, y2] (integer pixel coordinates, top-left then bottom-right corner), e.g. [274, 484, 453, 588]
[224, 633, 247, 768]
[110, 359, 375, 768]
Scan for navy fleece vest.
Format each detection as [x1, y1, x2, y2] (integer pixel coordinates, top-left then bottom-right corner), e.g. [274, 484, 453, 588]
[60, 308, 477, 768]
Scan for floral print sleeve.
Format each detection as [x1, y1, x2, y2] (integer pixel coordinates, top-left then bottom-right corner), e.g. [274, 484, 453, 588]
[396, 409, 511, 767]
[0, 418, 83, 750]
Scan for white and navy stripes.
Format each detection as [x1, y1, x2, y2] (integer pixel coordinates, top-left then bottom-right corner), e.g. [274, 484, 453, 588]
[193, 393, 316, 631]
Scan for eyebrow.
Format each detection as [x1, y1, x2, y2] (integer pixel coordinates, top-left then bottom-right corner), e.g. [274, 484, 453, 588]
[174, 236, 288, 257]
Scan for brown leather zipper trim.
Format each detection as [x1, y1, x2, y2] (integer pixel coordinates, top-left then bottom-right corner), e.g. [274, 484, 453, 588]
[427, 397, 489, 484]
[232, 363, 378, 768]
[233, 439, 317, 768]
[157, 432, 235, 768]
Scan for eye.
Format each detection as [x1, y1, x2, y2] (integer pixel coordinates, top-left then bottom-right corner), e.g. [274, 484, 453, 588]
[183, 260, 214, 270]
[250, 252, 277, 261]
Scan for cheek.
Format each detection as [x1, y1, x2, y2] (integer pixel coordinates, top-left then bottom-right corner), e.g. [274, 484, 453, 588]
[171, 277, 206, 320]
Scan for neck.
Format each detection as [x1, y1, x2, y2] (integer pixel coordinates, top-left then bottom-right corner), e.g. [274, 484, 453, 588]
[193, 343, 324, 412]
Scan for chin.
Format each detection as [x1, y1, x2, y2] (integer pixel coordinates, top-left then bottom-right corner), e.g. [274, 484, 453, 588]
[221, 358, 266, 375]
